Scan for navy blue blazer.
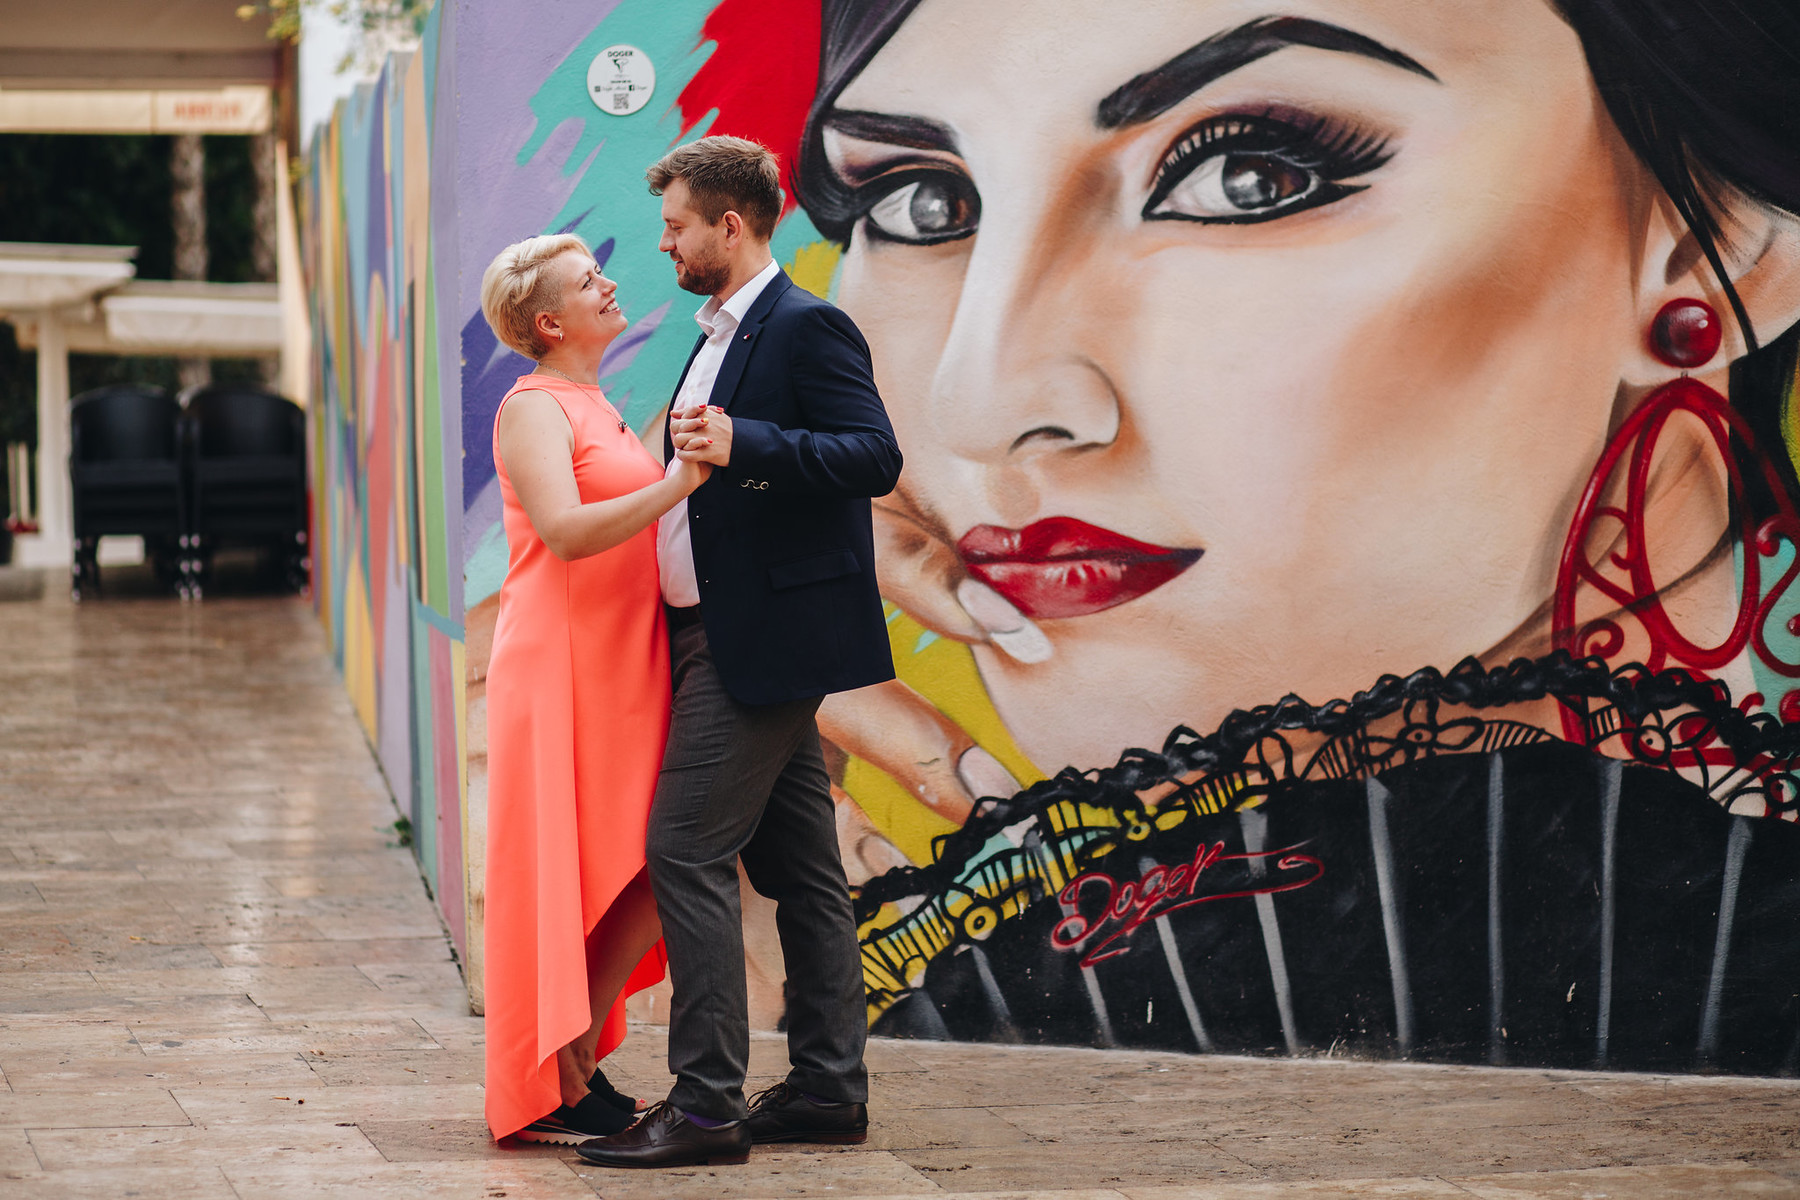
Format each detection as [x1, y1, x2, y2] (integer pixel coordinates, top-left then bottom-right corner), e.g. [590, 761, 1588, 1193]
[663, 269, 902, 705]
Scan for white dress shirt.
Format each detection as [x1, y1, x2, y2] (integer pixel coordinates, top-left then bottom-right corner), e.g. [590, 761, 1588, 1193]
[657, 258, 782, 607]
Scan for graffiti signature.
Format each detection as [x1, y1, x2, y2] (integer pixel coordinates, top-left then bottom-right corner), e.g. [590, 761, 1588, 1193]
[1051, 839, 1324, 969]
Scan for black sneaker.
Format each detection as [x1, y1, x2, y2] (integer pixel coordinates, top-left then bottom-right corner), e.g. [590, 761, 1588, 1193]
[587, 1066, 641, 1115]
[744, 1081, 868, 1145]
[516, 1092, 635, 1145]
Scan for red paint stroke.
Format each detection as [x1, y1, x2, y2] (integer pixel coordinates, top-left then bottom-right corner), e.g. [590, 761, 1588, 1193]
[676, 0, 822, 217]
[1051, 840, 1324, 969]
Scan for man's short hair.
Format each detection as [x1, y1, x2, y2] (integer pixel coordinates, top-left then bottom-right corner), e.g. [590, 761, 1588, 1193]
[647, 135, 783, 241]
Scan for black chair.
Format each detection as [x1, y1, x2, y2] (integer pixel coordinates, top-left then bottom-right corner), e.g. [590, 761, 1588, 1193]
[68, 384, 187, 599]
[181, 384, 309, 597]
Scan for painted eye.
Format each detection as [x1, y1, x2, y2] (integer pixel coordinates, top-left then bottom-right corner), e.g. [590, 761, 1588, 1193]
[1151, 152, 1319, 220]
[864, 174, 978, 244]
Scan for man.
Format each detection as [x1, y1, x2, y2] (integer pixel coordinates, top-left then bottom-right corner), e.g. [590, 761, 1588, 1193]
[576, 136, 902, 1170]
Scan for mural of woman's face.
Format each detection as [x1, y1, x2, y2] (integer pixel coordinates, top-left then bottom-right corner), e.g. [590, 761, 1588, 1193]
[826, 0, 1657, 769]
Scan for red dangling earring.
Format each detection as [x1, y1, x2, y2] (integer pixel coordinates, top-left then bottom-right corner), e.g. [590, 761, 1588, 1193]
[1649, 297, 1721, 369]
[1551, 293, 1800, 749]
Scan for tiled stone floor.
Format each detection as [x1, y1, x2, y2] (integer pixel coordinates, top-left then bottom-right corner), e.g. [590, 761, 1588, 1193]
[1, 566, 1798, 1199]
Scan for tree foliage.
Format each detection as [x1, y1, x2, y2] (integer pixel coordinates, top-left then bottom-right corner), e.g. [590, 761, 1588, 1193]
[238, 0, 430, 75]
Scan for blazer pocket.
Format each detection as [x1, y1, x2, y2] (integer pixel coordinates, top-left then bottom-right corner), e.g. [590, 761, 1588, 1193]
[767, 548, 860, 591]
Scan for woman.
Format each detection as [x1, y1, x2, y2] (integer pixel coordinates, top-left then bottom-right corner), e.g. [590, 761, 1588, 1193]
[771, 0, 1800, 812]
[479, 233, 709, 1143]
[743, 0, 1800, 1066]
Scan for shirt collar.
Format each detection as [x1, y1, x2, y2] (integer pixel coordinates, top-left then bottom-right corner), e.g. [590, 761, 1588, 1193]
[695, 258, 781, 337]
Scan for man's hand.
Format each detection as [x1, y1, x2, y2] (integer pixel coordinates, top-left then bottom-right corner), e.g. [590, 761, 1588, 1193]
[672, 404, 732, 467]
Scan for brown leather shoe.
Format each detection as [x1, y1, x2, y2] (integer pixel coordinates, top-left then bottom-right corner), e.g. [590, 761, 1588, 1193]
[575, 1101, 750, 1168]
[744, 1081, 869, 1145]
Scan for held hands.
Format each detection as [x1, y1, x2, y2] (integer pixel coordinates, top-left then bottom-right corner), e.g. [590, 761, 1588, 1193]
[670, 455, 711, 494]
[672, 404, 732, 467]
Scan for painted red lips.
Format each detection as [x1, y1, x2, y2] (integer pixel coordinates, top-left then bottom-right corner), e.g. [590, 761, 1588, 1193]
[956, 517, 1202, 621]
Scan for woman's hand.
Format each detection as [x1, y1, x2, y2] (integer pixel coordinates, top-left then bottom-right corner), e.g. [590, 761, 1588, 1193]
[819, 680, 1022, 831]
[672, 405, 733, 467]
[798, 487, 1042, 834]
[872, 490, 1052, 663]
[671, 455, 712, 494]
[498, 388, 709, 561]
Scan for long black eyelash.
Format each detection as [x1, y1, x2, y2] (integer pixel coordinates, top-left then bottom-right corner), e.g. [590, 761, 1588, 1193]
[1145, 109, 1393, 215]
[850, 165, 981, 246]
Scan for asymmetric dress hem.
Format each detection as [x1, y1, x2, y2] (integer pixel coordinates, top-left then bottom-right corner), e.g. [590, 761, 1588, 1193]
[482, 374, 670, 1141]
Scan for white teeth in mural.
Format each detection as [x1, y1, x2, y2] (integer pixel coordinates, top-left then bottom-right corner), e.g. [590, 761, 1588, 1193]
[957, 746, 1020, 804]
[957, 579, 1052, 663]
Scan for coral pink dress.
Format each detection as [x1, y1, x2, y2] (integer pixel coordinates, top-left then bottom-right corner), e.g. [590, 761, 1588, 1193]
[483, 374, 668, 1141]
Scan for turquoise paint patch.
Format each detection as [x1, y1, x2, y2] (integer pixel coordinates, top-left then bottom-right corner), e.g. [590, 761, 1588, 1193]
[521, 0, 831, 431]
[413, 593, 462, 640]
[409, 609, 439, 888]
[914, 630, 940, 654]
[1740, 535, 1800, 714]
[464, 519, 510, 610]
[420, 3, 440, 128]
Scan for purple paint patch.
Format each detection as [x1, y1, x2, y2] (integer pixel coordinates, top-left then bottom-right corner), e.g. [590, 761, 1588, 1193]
[429, 626, 467, 953]
[599, 300, 671, 382]
[462, 476, 502, 548]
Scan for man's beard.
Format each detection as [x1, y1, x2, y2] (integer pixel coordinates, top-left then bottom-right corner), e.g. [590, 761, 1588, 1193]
[675, 247, 731, 296]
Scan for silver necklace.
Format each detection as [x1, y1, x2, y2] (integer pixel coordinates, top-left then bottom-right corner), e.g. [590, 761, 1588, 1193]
[536, 364, 626, 432]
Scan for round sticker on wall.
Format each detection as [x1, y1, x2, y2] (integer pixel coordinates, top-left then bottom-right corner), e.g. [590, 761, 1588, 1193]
[588, 44, 655, 116]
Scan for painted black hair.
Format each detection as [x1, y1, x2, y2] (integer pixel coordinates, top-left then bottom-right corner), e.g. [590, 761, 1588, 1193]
[796, 0, 1800, 295]
[1551, 0, 1800, 520]
[793, 0, 1800, 506]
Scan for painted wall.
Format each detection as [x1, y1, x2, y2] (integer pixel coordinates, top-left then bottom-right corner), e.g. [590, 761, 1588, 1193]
[309, 0, 1800, 1072]
[301, 10, 467, 961]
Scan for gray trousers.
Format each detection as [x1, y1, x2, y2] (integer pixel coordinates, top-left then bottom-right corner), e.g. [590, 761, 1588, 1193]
[646, 616, 869, 1121]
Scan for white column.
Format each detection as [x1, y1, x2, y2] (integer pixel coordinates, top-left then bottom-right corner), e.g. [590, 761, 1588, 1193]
[20, 309, 72, 567]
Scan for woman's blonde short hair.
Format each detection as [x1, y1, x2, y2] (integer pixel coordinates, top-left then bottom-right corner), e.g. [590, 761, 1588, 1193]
[479, 233, 591, 359]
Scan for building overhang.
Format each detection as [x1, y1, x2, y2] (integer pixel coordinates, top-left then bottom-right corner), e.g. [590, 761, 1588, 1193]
[0, 242, 137, 311]
[0, 85, 272, 134]
[0, 0, 291, 141]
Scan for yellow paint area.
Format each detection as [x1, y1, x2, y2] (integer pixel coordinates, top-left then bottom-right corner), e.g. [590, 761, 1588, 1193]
[1784, 353, 1800, 472]
[785, 240, 842, 300]
[342, 557, 378, 739]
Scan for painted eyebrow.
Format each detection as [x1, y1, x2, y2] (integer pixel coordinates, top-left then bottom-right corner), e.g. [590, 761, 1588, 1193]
[1097, 15, 1438, 129]
[824, 110, 959, 156]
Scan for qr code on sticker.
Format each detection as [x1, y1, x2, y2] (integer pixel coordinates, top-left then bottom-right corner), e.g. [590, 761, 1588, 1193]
[612, 92, 628, 111]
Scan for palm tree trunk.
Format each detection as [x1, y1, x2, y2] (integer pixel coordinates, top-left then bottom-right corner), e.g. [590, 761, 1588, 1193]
[171, 133, 209, 392]
[251, 132, 279, 386]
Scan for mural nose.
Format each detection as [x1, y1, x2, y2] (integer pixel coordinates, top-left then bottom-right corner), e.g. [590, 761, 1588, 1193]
[933, 354, 1122, 465]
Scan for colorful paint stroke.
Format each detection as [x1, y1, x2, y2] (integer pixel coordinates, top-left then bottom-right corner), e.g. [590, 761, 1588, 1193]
[300, 11, 465, 961]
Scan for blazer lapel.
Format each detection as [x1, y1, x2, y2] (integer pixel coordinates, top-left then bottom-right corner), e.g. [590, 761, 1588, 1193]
[663, 330, 708, 461]
[710, 271, 793, 413]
